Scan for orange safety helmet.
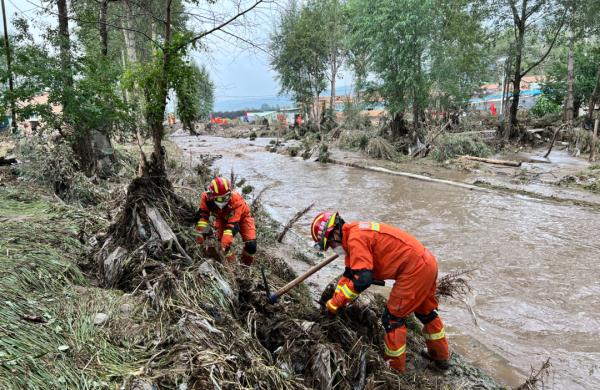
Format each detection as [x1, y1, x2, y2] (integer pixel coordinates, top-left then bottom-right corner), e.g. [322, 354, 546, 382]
[208, 177, 232, 202]
[311, 211, 341, 250]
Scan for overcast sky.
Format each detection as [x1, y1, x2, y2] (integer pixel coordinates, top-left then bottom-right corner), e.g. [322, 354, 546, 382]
[2, 0, 301, 110]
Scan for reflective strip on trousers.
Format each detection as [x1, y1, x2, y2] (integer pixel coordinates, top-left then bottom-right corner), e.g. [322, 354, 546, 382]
[223, 229, 233, 236]
[196, 220, 208, 228]
[336, 284, 358, 300]
[384, 343, 406, 357]
[423, 328, 446, 341]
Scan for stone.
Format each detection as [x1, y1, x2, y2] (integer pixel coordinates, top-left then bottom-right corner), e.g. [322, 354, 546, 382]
[93, 313, 108, 325]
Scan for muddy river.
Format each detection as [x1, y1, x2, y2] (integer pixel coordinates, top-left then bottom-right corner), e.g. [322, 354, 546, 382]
[174, 134, 600, 389]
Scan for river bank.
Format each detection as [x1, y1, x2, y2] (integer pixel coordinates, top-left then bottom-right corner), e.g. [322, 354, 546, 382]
[0, 135, 506, 389]
[174, 131, 600, 389]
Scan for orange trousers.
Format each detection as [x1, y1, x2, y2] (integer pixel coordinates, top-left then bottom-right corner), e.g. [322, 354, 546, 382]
[383, 250, 449, 372]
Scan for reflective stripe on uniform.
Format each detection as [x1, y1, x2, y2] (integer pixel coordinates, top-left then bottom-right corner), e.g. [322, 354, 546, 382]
[336, 284, 358, 300]
[423, 328, 446, 341]
[384, 343, 406, 357]
[359, 222, 380, 232]
[326, 299, 338, 312]
[196, 220, 208, 228]
[223, 229, 233, 236]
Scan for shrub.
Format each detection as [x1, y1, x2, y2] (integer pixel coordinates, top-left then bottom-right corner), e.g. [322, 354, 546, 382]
[249, 131, 257, 141]
[318, 144, 329, 163]
[288, 146, 299, 157]
[338, 130, 370, 151]
[530, 95, 562, 118]
[431, 134, 492, 162]
[242, 184, 254, 195]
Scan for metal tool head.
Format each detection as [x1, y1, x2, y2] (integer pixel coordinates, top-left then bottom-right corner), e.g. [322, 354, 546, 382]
[260, 267, 276, 303]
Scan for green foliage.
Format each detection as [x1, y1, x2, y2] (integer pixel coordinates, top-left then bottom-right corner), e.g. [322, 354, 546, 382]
[271, 1, 328, 108]
[530, 95, 562, 117]
[249, 131, 257, 141]
[338, 130, 369, 150]
[431, 134, 491, 162]
[242, 184, 254, 195]
[318, 143, 329, 163]
[346, 0, 489, 116]
[174, 62, 215, 133]
[542, 43, 600, 111]
[342, 100, 371, 130]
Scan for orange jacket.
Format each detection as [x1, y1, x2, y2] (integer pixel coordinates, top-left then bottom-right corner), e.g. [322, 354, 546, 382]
[327, 221, 431, 313]
[196, 191, 252, 246]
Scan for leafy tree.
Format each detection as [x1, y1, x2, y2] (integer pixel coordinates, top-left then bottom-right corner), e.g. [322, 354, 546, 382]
[174, 62, 214, 134]
[543, 43, 600, 118]
[271, 0, 328, 127]
[347, 0, 489, 136]
[491, 0, 566, 139]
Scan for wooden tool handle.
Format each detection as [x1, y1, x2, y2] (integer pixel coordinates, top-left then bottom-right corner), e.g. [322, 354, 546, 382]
[270, 253, 339, 302]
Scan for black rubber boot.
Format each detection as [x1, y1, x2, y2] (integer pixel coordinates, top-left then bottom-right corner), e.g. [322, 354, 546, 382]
[420, 348, 450, 371]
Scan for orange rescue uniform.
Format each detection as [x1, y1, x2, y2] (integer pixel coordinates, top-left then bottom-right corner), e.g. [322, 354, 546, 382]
[196, 191, 256, 265]
[326, 221, 449, 372]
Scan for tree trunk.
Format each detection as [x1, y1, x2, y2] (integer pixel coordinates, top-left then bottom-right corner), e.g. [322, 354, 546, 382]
[100, 0, 109, 56]
[329, 60, 336, 116]
[564, 30, 575, 127]
[57, 0, 73, 107]
[590, 118, 599, 162]
[586, 63, 600, 125]
[123, 0, 137, 63]
[507, 19, 525, 140]
[390, 113, 408, 140]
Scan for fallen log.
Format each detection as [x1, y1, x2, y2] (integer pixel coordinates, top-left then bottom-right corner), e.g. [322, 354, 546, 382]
[460, 155, 522, 167]
[0, 156, 18, 166]
[277, 202, 314, 243]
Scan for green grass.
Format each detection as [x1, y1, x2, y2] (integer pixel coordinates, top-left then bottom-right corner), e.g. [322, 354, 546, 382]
[0, 187, 150, 389]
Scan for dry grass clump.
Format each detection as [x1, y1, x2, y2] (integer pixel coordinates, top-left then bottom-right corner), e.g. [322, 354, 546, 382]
[431, 134, 491, 162]
[11, 137, 105, 206]
[436, 269, 475, 300]
[366, 136, 397, 160]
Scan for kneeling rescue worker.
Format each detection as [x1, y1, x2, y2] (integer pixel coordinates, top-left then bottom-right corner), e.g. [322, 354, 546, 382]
[311, 211, 450, 372]
[195, 177, 256, 265]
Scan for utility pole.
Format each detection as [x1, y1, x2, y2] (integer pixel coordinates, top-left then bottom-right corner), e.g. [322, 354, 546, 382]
[1, 0, 17, 133]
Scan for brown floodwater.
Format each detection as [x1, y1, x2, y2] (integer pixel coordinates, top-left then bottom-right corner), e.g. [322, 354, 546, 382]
[175, 134, 600, 389]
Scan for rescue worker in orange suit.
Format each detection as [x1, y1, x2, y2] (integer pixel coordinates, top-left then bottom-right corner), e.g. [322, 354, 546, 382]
[311, 211, 450, 372]
[196, 177, 257, 266]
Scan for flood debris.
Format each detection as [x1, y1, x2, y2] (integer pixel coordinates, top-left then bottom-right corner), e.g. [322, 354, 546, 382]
[277, 202, 315, 243]
[515, 358, 552, 390]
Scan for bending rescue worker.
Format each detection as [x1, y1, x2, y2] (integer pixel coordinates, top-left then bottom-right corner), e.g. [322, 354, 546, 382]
[195, 177, 257, 265]
[311, 211, 450, 372]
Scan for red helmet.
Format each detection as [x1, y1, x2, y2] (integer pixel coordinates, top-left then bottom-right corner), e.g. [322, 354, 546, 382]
[311, 211, 340, 250]
[208, 177, 231, 202]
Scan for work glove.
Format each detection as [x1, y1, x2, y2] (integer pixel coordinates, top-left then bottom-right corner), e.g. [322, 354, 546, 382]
[224, 250, 237, 263]
[221, 232, 234, 250]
